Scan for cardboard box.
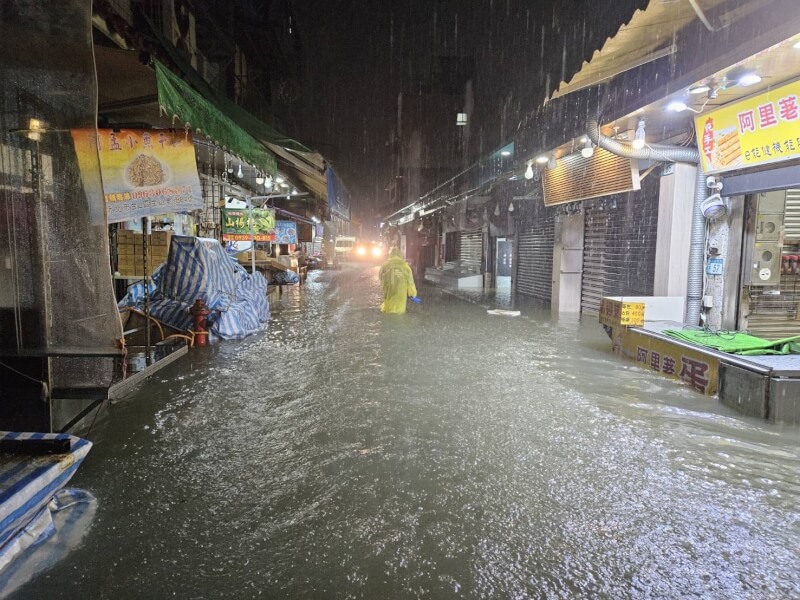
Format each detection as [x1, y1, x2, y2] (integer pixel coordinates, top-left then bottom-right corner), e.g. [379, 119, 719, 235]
[117, 230, 136, 244]
[151, 231, 172, 246]
[599, 297, 645, 327]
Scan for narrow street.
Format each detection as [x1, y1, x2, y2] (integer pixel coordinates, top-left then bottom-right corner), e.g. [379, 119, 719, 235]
[14, 265, 800, 599]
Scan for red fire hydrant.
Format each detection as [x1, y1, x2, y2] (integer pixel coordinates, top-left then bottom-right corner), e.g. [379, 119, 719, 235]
[189, 299, 212, 347]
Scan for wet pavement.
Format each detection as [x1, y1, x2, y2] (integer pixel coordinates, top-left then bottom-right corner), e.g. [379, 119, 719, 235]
[13, 264, 800, 599]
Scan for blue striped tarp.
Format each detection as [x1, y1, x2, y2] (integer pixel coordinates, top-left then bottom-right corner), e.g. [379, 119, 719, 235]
[118, 236, 270, 340]
[0, 432, 92, 573]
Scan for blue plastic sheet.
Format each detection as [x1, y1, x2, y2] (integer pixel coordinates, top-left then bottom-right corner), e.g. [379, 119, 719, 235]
[119, 236, 270, 339]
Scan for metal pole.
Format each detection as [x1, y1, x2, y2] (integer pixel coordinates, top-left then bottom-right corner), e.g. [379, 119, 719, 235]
[248, 196, 256, 275]
[142, 216, 151, 366]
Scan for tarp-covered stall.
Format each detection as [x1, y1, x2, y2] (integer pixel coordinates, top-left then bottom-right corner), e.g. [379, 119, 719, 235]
[120, 236, 270, 340]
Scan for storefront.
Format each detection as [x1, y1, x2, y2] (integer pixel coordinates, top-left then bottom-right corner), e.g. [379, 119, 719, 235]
[580, 175, 660, 314]
[695, 78, 800, 339]
[516, 211, 555, 302]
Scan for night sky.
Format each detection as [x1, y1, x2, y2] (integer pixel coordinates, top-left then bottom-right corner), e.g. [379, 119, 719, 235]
[292, 0, 648, 219]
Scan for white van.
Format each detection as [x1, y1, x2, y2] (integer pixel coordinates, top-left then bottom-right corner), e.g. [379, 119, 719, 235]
[333, 236, 357, 258]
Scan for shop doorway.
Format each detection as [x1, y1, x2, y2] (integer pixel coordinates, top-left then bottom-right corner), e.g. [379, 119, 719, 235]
[496, 238, 512, 287]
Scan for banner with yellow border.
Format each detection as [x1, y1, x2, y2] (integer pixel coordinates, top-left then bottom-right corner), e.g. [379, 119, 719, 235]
[695, 79, 800, 175]
[72, 128, 203, 223]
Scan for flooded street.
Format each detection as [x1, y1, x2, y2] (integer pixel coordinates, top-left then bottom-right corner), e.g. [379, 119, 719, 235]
[15, 265, 800, 599]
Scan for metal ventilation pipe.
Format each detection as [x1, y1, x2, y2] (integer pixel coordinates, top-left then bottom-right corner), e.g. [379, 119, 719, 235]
[587, 119, 706, 325]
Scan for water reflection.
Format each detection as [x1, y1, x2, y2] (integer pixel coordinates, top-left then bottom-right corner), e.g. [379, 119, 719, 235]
[14, 265, 800, 599]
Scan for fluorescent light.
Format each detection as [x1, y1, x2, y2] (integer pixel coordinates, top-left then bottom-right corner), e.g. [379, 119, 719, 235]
[667, 100, 689, 112]
[535, 155, 549, 164]
[690, 84, 711, 94]
[738, 73, 761, 87]
[500, 150, 511, 156]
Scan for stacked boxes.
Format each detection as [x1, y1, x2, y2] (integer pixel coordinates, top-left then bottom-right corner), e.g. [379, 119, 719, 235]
[116, 230, 172, 276]
[150, 231, 171, 267]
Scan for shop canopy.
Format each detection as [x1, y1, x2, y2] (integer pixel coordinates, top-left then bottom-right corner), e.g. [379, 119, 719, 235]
[155, 60, 278, 177]
[548, 0, 768, 101]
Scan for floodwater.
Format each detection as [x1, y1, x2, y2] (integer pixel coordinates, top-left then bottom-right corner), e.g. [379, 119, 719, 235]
[14, 265, 800, 599]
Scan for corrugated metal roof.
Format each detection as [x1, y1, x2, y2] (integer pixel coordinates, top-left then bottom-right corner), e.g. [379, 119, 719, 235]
[549, 0, 762, 100]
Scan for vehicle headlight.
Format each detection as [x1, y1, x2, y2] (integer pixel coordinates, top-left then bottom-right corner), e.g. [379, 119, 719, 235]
[356, 246, 367, 256]
[371, 246, 382, 257]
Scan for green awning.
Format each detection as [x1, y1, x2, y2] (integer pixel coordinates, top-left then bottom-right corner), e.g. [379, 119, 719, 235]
[142, 10, 311, 154]
[154, 60, 278, 176]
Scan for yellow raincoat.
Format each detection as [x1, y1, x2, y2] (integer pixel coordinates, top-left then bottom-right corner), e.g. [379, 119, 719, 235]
[379, 249, 417, 314]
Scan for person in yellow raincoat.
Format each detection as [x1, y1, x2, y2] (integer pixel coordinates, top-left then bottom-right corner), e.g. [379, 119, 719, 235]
[379, 248, 418, 314]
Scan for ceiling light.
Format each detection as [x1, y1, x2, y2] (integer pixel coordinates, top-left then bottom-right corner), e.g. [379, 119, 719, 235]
[264, 176, 273, 189]
[237, 164, 243, 178]
[690, 84, 711, 95]
[456, 112, 468, 126]
[291, 189, 298, 196]
[494, 204, 500, 216]
[275, 176, 285, 184]
[508, 201, 514, 213]
[535, 155, 549, 164]
[738, 73, 761, 87]
[524, 161, 534, 180]
[500, 150, 511, 156]
[632, 119, 646, 150]
[255, 174, 265, 185]
[581, 139, 594, 158]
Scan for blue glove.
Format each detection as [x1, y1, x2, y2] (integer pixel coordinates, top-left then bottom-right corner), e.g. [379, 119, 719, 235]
[409, 296, 422, 304]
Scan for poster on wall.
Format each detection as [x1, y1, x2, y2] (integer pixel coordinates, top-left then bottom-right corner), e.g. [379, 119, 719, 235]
[695, 79, 800, 174]
[297, 222, 313, 243]
[274, 220, 298, 244]
[221, 207, 276, 241]
[72, 128, 203, 223]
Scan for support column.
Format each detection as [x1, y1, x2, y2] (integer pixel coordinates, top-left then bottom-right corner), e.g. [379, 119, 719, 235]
[551, 211, 584, 314]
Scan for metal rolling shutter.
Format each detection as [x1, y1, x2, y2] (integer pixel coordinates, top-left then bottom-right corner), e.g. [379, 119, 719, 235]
[581, 206, 609, 314]
[517, 213, 555, 301]
[785, 189, 800, 239]
[747, 189, 800, 338]
[459, 229, 483, 274]
[580, 180, 659, 314]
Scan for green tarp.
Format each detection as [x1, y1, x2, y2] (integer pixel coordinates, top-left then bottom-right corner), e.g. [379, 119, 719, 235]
[663, 329, 800, 356]
[155, 61, 278, 177]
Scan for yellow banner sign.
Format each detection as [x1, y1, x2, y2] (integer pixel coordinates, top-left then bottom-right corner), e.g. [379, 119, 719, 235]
[72, 129, 203, 223]
[611, 326, 720, 396]
[695, 79, 800, 174]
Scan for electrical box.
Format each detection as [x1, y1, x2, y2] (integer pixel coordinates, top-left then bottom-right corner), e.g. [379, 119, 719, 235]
[755, 214, 783, 242]
[751, 242, 782, 286]
[756, 190, 787, 215]
[749, 191, 785, 286]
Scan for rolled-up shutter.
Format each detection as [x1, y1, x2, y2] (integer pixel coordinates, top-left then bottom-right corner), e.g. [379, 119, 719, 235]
[517, 213, 555, 301]
[459, 229, 483, 274]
